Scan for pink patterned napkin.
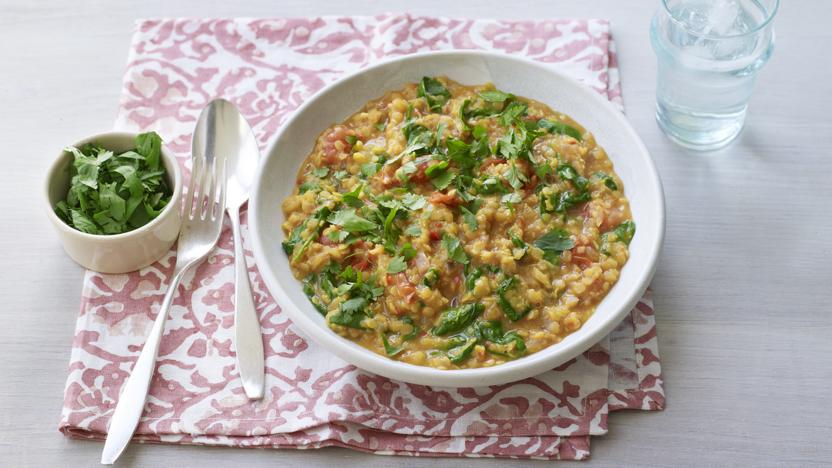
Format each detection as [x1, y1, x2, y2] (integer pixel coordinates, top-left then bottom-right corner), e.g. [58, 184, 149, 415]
[59, 15, 664, 460]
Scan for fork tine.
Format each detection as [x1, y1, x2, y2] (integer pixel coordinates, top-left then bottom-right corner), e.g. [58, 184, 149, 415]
[196, 157, 212, 220]
[185, 157, 203, 220]
[214, 158, 227, 221]
[204, 157, 219, 221]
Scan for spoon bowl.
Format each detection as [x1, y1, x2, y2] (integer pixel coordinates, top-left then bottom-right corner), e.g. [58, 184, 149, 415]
[193, 98, 265, 399]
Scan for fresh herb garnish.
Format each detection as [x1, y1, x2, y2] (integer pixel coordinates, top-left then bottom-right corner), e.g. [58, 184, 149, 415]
[55, 132, 172, 235]
[593, 171, 618, 190]
[534, 228, 575, 264]
[418, 77, 451, 112]
[537, 118, 583, 141]
[387, 255, 407, 274]
[431, 303, 484, 336]
[442, 233, 469, 264]
[327, 209, 377, 232]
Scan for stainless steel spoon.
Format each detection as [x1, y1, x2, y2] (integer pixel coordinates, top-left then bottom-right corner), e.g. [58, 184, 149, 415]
[193, 99, 264, 400]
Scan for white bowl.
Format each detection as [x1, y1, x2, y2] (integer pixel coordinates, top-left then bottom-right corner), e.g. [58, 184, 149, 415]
[250, 51, 665, 387]
[44, 132, 182, 274]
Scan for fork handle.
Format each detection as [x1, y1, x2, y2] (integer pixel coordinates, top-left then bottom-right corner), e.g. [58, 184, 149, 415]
[100, 270, 184, 465]
[230, 205, 265, 400]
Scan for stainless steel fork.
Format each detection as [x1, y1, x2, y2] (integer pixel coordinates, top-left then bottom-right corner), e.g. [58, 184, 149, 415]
[100, 156, 227, 465]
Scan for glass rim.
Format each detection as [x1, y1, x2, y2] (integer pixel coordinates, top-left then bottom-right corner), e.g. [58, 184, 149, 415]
[661, 0, 780, 39]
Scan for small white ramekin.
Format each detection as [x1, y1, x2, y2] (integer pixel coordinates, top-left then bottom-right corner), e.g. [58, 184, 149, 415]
[44, 132, 182, 274]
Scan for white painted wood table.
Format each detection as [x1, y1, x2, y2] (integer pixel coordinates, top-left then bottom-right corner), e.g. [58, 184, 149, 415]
[1, 0, 830, 466]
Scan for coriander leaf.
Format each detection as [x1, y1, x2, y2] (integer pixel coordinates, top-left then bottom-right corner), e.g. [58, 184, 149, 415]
[534, 229, 575, 264]
[361, 162, 380, 178]
[538, 118, 583, 141]
[345, 135, 358, 147]
[312, 167, 329, 178]
[70, 209, 100, 234]
[536, 162, 554, 180]
[99, 182, 126, 221]
[460, 206, 478, 230]
[503, 162, 528, 190]
[73, 158, 99, 189]
[418, 76, 451, 112]
[501, 192, 522, 205]
[498, 101, 528, 127]
[330, 297, 369, 329]
[341, 183, 364, 207]
[387, 256, 407, 274]
[327, 209, 377, 232]
[477, 89, 513, 102]
[404, 224, 422, 236]
[399, 243, 417, 260]
[431, 170, 455, 190]
[441, 233, 469, 264]
[135, 131, 162, 171]
[401, 193, 427, 210]
[425, 160, 449, 178]
[298, 181, 319, 194]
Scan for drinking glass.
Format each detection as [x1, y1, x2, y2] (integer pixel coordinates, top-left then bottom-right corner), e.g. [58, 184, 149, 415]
[650, 0, 779, 151]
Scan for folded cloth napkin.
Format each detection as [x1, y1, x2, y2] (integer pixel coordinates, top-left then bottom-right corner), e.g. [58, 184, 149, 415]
[59, 15, 664, 460]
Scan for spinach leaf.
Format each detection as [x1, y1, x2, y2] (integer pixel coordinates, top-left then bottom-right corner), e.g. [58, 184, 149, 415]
[447, 337, 477, 364]
[593, 171, 618, 190]
[556, 162, 589, 190]
[431, 303, 484, 336]
[422, 268, 440, 287]
[496, 275, 531, 321]
[602, 220, 636, 247]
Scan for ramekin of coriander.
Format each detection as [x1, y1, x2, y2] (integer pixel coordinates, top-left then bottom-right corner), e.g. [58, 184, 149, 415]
[44, 131, 182, 273]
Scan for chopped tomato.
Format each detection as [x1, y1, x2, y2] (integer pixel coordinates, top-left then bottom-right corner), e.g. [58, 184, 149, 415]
[321, 126, 356, 165]
[571, 254, 593, 268]
[409, 162, 429, 183]
[429, 230, 442, 242]
[352, 257, 372, 271]
[429, 191, 460, 207]
[391, 272, 417, 304]
[524, 174, 539, 192]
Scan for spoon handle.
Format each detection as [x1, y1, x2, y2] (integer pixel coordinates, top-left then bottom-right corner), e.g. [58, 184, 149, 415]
[230, 205, 265, 400]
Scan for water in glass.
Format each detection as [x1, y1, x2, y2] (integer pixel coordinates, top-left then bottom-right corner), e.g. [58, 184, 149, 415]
[651, 0, 778, 150]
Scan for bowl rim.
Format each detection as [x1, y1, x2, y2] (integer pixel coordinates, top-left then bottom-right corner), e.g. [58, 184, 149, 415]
[250, 50, 665, 387]
[43, 130, 183, 242]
